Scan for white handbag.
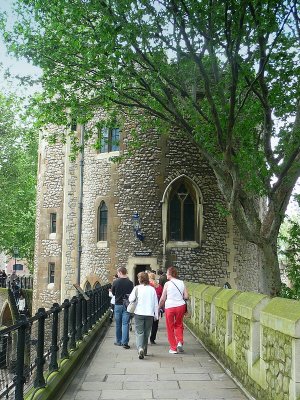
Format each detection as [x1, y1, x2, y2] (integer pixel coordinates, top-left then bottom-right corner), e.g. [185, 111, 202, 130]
[127, 287, 138, 314]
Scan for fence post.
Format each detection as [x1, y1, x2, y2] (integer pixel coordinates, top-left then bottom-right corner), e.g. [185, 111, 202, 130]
[90, 291, 95, 326]
[75, 294, 83, 341]
[86, 291, 92, 331]
[82, 296, 88, 335]
[14, 314, 28, 400]
[69, 296, 78, 350]
[61, 299, 70, 359]
[97, 286, 103, 319]
[49, 303, 60, 372]
[34, 308, 47, 389]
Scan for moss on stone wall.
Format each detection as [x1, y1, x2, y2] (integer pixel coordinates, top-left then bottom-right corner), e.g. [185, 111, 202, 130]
[185, 282, 300, 400]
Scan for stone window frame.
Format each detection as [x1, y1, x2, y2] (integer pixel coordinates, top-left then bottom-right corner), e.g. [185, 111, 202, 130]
[48, 262, 55, 284]
[97, 201, 108, 242]
[95, 198, 109, 248]
[83, 281, 92, 291]
[161, 174, 204, 249]
[98, 127, 120, 153]
[50, 212, 57, 234]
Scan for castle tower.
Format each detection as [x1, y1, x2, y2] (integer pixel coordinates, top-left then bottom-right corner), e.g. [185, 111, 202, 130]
[33, 114, 262, 311]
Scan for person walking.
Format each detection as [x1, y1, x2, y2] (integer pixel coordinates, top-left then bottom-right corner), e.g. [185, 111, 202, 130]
[158, 266, 188, 354]
[18, 290, 27, 314]
[157, 269, 167, 287]
[109, 274, 118, 322]
[148, 272, 163, 344]
[111, 267, 134, 349]
[129, 272, 158, 359]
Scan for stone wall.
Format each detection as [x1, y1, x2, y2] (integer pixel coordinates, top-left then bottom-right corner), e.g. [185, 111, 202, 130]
[185, 282, 300, 400]
[34, 113, 264, 310]
[33, 130, 65, 310]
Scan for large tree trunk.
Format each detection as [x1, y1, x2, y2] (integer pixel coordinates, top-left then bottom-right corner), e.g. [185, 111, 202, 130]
[258, 241, 281, 296]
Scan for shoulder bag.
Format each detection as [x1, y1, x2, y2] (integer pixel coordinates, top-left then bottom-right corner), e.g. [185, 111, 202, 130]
[171, 280, 188, 314]
[127, 286, 138, 314]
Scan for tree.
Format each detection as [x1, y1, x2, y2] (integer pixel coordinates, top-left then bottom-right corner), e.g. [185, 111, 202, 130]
[278, 210, 300, 300]
[1, 0, 300, 294]
[0, 91, 38, 269]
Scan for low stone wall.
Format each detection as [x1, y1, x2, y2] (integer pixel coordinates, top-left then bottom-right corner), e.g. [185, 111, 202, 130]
[185, 283, 300, 400]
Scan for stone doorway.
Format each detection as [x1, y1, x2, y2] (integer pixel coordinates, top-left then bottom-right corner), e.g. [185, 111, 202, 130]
[134, 264, 150, 285]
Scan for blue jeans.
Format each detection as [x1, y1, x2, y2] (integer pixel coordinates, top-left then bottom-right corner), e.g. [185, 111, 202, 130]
[114, 304, 130, 345]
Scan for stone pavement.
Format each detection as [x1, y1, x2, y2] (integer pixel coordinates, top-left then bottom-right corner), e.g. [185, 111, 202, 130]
[61, 318, 250, 400]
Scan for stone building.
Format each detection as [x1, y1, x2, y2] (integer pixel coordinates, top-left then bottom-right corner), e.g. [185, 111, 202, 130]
[33, 112, 262, 310]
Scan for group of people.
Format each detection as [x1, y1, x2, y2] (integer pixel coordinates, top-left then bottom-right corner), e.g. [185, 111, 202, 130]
[0, 269, 8, 287]
[111, 266, 188, 359]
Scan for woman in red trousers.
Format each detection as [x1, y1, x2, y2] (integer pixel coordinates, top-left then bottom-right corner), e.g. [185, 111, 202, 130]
[158, 266, 188, 354]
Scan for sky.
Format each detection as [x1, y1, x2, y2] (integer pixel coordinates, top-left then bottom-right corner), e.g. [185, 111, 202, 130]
[0, 0, 41, 95]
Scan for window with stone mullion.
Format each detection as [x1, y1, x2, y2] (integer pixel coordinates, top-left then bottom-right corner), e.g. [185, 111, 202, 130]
[169, 183, 196, 242]
[99, 127, 120, 153]
[98, 202, 108, 241]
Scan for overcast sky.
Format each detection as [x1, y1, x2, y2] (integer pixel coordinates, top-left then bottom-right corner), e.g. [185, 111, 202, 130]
[0, 0, 41, 95]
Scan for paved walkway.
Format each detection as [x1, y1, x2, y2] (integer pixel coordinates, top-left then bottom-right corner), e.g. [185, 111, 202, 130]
[62, 318, 249, 400]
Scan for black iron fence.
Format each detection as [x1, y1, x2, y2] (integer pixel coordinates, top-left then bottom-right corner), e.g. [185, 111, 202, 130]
[0, 284, 110, 400]
[0, 277, 33, 290]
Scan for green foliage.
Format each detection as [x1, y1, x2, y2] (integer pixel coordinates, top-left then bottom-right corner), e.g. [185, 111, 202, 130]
[0, 91, 38, 270]
[1, 0, 300, 292]
[278, 216, 300, 300]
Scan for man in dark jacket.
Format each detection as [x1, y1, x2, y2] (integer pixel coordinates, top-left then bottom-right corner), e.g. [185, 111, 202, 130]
[111, 267, 133, 348]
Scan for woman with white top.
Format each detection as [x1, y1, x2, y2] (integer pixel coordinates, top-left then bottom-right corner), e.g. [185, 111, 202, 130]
[158, 266, 188, 354]
[129, 272, 158, 359]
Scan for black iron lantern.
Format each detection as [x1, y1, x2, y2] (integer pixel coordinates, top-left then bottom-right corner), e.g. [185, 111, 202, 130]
[132, 212, 144, 241]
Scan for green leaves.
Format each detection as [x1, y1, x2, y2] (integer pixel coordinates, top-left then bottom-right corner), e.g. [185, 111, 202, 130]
[278, 211, 300, 300]
[1, 1, 300, 290]
[0, 92, 38, 269]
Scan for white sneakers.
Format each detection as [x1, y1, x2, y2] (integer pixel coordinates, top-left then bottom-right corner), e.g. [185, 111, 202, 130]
[177, 342, 184, 353]
[169, 342, 184, 354]
[138, 348, 144, 359]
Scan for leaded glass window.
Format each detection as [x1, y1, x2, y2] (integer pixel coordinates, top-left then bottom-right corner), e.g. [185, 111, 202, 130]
[99, 127, 120, 153]
[169, 183, 195, 241]
[98, 202, 108, 241]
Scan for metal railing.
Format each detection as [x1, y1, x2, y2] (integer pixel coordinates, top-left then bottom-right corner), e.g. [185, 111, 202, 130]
[0, 277, 33, 290]
[0, 284, 110, 400]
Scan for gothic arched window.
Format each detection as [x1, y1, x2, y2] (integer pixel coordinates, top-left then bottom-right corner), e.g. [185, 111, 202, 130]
[169, 182, 196, 241]
[98, 201, 108, 241]
[84, 281, 92, 291]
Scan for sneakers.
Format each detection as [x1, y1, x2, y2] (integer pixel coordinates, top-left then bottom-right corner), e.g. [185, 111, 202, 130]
[138, 348, 144, 359]
[177, 342, 184, 353]
[150, 340, 156, 344]
[123, 344, 130, 349]
[169, 349, 178, 354]
[114, 342, 121, 346]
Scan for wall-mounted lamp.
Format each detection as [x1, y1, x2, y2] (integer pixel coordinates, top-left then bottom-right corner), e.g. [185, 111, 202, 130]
[132, 212, 145, 241]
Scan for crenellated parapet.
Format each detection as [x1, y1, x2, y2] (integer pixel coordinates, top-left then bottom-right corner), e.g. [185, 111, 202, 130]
[185, 282, 300, 400]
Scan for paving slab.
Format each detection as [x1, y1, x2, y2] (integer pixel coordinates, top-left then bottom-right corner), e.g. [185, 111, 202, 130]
[61, 318, 249, 400]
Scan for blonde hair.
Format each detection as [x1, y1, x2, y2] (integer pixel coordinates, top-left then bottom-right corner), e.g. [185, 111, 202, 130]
[148, 272, 156, 281]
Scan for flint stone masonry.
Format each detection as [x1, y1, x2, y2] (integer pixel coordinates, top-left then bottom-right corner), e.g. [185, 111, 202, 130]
[34, 112, 263, 310]
[185, 282, 300, 400]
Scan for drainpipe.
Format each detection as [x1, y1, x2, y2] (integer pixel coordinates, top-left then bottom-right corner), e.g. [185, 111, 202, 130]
[77, 125, 85, 285]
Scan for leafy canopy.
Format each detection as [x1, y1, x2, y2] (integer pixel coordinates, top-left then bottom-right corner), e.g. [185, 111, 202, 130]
[2, 1, 299, 197]
[0, 91, 38, 269]
[2, 0, 300, 293]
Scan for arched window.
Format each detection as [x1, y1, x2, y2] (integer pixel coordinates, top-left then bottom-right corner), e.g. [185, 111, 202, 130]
[94, 282, 101, 289]
[98, 201, 108, 241]
[169, 182, 196, 241]
[84, 281, 92, 291]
